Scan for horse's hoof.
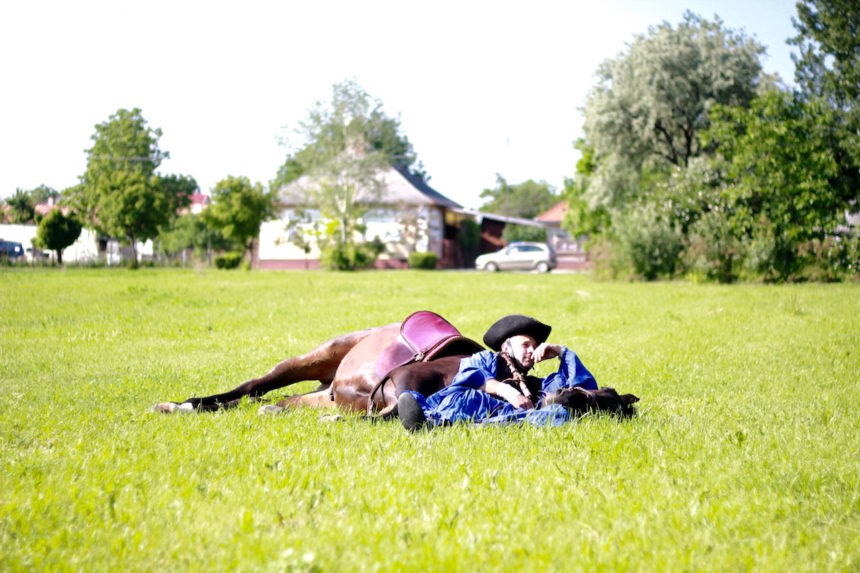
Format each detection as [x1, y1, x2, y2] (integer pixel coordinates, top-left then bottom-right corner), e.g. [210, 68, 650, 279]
[152, 402, 194, 414]
[319, 414, 343, 423]
[258, 404, 285, 416]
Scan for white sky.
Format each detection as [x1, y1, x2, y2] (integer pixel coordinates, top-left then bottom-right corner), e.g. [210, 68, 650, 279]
[0, 0, 799, 209]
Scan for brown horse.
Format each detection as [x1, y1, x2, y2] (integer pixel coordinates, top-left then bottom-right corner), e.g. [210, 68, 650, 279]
[154, 321, 640, 420]
[154, 323, 479, 416]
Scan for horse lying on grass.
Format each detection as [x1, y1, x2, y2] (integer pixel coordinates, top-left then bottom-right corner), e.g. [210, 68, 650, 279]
[154, 314, 638, 421]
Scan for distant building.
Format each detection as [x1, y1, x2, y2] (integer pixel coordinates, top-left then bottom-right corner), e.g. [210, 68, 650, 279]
[536, 200, 589, 270]
[257, 165, 465, 269]
[178, 193, 210, 216]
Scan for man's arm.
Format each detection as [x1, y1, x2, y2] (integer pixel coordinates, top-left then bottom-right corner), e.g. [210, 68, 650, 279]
[533, 342, 563, 364]
[483, 378, 534, 410]
[540, 345, 598, 394]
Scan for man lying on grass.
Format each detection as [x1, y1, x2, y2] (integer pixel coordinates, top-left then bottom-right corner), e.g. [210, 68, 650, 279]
[397, 314, 637, 431]
[155, 311, 636, 424]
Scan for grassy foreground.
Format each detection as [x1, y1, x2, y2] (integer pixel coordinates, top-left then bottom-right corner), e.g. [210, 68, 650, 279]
[0, 268, 857, 571]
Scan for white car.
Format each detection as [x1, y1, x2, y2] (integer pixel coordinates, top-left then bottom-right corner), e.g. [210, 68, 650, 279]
[475, 242, 557, 273]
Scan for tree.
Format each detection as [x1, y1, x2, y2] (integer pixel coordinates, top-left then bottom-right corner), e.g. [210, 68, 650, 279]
[581, 12, 766, 209]
[204, 176, 275, 265]
[274, 79, 427, 190]
[36, 210, 82, 264]
[790, 0, 859, 110]
[789, 0, 860, 204]
[6, 189, 35, 224]
[478, 175, 558, 219]
[158, 174, 197, 223]
[74, 108, 171, 267]
[563, 139, 610, 237]
[279, 80, 393, 268]
[502, 224, 547, 243]
[28, 184, 60, 206]
[702, 90, 845, 280]
[157, 213, 229, 264]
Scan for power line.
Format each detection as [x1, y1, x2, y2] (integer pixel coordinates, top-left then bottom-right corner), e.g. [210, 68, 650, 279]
[87, 156, 164, 162]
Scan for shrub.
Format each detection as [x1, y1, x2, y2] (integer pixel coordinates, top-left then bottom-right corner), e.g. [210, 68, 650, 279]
[682, 210, 745, 283]
[321, 243, 377, 271]
[585, 236, 624, 281]
[796, 233, 860, 282]
[36, 210, 82, 265]
[738, 217, 803, 282]
[408, 252, 437, 270]
[613, 207, 683, 280]
[214, 252, 243, 269]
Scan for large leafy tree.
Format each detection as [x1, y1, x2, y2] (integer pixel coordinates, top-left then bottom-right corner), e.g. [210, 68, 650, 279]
[790, 0, 859, 109]
[72, 108, 186, 267]
[581, 12, 766, 209]
[478, 175, 558, 219]
[203, 176, 275, 265]
[789, 0, 860, 201]
[279, 80, 391, 254]
[704, 90, 846, 280]
[36, 210, 82, 265]
[274, 79, 426, 191]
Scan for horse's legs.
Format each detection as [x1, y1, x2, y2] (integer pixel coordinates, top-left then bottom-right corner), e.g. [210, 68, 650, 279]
[155, 328, 377, 413]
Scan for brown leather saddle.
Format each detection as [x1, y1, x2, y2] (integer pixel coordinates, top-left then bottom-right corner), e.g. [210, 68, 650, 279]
[369, 310, 484, 413]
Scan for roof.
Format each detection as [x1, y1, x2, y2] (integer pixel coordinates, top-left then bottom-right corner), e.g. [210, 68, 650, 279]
[278, 165, 461, 209]
[454, 208, 546, 228]
[390, 164, 460, 209]
[536, 200, 569, 223]
[190, 193, 210, 206]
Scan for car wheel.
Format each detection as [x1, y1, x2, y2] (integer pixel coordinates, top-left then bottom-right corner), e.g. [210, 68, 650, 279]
[536, 261, 550, 273]
[486, 262, 499, 272]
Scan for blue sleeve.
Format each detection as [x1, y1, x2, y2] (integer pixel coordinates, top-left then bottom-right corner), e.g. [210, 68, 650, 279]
[450, 350, 498, 390]
[541, 346, 597, 394]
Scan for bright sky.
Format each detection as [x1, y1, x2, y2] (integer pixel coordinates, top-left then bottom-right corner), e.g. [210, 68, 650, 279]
[0, 0, 800, 209]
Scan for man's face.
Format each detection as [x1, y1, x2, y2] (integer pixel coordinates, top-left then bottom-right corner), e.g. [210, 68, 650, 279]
[506, 334, 538, 370]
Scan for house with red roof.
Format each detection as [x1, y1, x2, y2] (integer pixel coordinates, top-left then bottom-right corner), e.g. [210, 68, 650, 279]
[536, 200, 590, 270]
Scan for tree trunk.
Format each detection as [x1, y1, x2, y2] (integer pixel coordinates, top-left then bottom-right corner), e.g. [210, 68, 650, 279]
[129, 233, 139, 269]
[57, 249, 63, 265]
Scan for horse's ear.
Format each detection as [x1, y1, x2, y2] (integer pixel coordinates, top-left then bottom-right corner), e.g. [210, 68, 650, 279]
[619, 393, 639, 405]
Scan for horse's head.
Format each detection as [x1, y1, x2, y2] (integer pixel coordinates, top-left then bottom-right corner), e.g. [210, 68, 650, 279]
[591, 387, 639, 418]
[544, 386, 639, 418]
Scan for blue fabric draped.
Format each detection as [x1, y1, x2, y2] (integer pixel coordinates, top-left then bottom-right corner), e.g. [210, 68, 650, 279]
[405, 346, 597, 428]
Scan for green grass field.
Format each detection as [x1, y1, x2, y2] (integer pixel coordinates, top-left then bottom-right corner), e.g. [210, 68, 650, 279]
[1, 268, 858, 571]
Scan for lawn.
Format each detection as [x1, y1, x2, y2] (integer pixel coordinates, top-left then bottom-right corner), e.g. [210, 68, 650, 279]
[0, 268, 857, 571]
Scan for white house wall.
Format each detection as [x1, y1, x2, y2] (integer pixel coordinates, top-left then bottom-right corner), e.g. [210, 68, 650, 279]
[258, 206, 445, 263]
[0, 224, 149, 264]
[259, 218, 323, 261]
[63, 228, 101, 262]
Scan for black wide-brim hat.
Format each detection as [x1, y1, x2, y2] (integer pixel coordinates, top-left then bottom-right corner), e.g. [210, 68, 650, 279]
[483, 315, 552, 351]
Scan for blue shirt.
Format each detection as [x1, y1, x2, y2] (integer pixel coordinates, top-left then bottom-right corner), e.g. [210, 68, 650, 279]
[406, 347, 597, 427]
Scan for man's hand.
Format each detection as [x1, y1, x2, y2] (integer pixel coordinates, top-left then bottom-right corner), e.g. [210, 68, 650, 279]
[532, 342, 562, 363]
[483, 378, 535, 410]
[508, 393, 535, 410]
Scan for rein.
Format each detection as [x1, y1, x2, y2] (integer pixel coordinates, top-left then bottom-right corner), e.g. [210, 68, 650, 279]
[499, 351, 535, 404]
